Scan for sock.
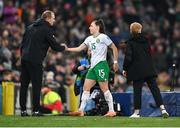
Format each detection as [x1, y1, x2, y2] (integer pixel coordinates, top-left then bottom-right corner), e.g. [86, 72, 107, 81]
[134, 109, 140, 115]
[160, 105, 165, 111]
[104, 90, 114, 112]
[160, 105, 167, 114]
[79, 91, 90, 112]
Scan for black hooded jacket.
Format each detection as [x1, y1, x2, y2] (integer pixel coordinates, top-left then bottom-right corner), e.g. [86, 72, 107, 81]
[21, 18, 65, 64]
[123, 34, 157, 81]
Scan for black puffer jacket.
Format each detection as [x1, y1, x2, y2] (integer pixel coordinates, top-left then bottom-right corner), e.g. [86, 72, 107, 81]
[123, 34, 157, 81]
[21, 18, 65, 64]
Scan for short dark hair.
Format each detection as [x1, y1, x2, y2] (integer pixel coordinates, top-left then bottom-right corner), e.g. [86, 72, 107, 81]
[2, 69, 12, 77]
[94, 19, 105, 33]
[41, 10, 53, 20]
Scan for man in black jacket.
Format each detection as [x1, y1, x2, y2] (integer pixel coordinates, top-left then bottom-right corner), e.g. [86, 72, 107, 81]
[123, 22, 169, 118]
[20, 10, 66, 116]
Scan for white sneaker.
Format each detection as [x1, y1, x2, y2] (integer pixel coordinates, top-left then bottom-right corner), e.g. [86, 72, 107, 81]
[162, 109, 169, 118]
[129, 113, 140, 118]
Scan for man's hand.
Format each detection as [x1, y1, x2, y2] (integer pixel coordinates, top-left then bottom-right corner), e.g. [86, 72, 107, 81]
[122, 70, 127, 77]
[61, 43, 67, 50]
[78, 66, 85, 71]
[113, 63, 119, 72]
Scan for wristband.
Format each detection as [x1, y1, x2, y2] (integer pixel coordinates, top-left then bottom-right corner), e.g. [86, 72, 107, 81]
[114, 61, 118, 64]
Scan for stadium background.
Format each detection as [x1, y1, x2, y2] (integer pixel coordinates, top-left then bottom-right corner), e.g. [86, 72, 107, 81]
[0, 0, 180, 115]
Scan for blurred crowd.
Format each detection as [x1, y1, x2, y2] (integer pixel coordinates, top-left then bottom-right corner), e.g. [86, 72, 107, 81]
[0, 0, 180, 99]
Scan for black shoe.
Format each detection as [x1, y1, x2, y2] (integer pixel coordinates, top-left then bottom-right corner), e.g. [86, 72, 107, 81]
[21, 110, 29, 117]
[32, 111, 43, 116]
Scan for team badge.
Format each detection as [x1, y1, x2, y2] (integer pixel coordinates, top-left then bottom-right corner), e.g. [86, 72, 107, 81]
[96, 38, 100, 43]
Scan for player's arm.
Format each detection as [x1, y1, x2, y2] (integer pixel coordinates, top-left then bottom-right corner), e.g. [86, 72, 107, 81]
[67, 43, 87, 52]
[109, 43, 118, 63]
[109, 43, 119, 72]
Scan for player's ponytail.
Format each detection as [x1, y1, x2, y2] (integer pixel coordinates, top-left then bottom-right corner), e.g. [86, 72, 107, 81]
[95, 19, 105, 34]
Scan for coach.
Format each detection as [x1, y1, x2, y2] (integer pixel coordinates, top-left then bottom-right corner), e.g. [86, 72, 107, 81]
[123, 22, 169, 118]
[20, 10, 65, 116]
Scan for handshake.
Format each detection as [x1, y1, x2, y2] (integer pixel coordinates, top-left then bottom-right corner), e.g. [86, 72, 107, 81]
[61, 43, 68, 51]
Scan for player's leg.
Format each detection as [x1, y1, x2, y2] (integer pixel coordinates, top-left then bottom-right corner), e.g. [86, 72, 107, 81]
[69, 68, 96, 116]
[98, 81, 116, 117]
[95, 61, 116, 117]
[78, 79, 96, 113]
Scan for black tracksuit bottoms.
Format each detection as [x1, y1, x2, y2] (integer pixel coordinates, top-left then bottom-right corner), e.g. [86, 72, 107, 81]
[20, 60, 43, 112]
[133, 77, 163, 109]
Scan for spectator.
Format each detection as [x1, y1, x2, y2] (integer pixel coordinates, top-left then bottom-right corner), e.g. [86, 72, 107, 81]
[0, 0, 3, 19]
[157, 71, 171, 91]
[44, 71, 60, 93]
[3, 1, 18, 24]
[1, 69, 12, 82]
[40, 86, 63, 114]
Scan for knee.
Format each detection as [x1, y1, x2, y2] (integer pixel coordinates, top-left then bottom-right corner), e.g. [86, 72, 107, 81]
[100, 85, 109, 93]
[83, 86, 91, 91]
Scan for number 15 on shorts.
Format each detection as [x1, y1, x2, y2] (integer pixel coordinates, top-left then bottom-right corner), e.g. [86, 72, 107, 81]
[98, 69, 105, 78]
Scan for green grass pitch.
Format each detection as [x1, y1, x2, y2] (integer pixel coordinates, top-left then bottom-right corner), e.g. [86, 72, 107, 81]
[0, 115, 180, 127]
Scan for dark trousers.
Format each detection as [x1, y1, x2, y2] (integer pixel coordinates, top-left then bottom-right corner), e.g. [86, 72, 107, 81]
[20, 60, 43, 112]
[133, 77, 163, 109]
[39, 106, 51, 114]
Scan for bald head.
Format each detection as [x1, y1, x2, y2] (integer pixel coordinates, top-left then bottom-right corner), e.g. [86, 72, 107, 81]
[130, 22, 142, 34]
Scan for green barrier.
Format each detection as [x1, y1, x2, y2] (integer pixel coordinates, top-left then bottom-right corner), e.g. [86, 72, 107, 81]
[2, 82, 14, 115]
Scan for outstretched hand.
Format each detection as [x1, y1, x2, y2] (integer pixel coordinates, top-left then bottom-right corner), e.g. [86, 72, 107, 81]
[78, 66, 85, 71]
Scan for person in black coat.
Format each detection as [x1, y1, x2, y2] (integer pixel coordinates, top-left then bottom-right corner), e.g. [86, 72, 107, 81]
[20, 10, 66, 116]
[123, 22, 169, 118]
